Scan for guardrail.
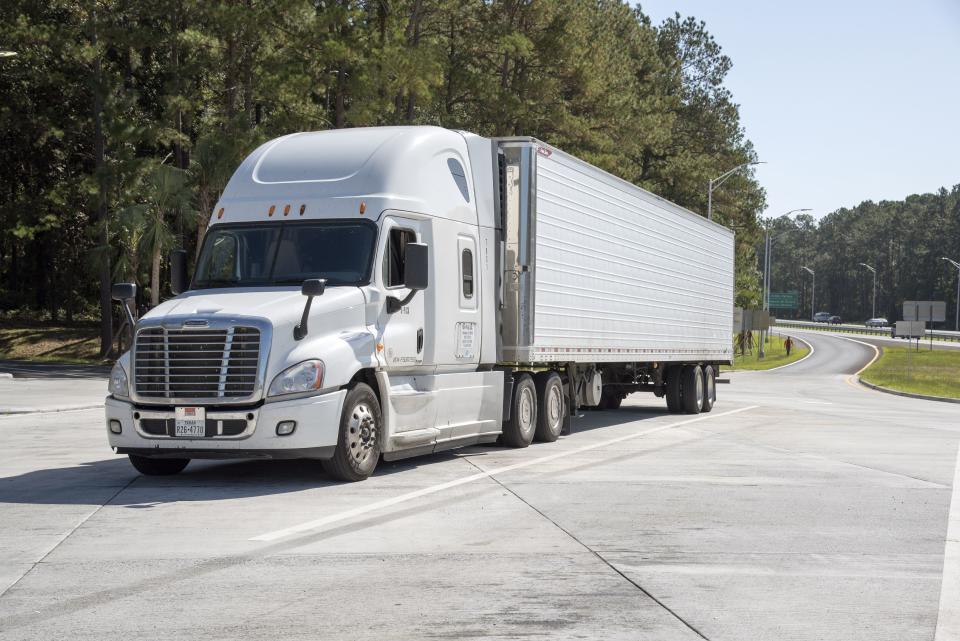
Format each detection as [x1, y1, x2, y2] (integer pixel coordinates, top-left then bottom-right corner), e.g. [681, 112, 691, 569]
[774, 319, 960, 342]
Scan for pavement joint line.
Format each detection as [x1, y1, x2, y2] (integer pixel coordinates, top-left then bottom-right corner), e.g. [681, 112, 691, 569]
[0, 404, 104, 416]
[0, 474, 139, 599]
[249, 405, 759, 542]
[461, 456, 712, 641]
[935, 441, 960, 640]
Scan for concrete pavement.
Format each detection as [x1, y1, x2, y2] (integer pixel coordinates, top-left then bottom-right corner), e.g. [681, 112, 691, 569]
[0, 333, 958, 640]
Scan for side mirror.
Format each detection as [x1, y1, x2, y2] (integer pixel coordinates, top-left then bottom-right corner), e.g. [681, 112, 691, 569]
[111, 282, 137, 330]
[403, 243, 429, 291]
[111, 283, 136, 302]
[294, 278, 327, 341]
[387, 243, 429, 314]
[169, 249, 188, 295]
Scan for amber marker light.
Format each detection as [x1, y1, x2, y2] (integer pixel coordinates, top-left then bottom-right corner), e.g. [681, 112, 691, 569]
[299, 204, 306, 216]
[216, 207, 224, 219]
[359, 201, 366, 215]
[283, 204, 290, 216]
[268, 205, 276, 217]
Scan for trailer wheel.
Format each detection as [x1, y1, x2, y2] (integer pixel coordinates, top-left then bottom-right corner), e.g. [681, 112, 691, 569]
[665, 366, 683, 413]
[502, 373, 537, 448]
[322, 383, 381, 481]
[128, 454, 189, 476]
[534, 371, 564, 442]
[598, 387, 623, 410]
[700, 365, 716, 413]
[681, 365, 703, 414]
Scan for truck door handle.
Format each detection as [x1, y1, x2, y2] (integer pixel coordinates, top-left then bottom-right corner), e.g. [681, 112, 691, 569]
[417, 328, 424, 354]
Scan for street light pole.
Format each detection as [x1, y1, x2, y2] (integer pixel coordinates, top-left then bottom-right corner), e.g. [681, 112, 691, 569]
[758, 208, 811, 357]
[858, 262, 876, 319]
[801, 266, 815, 320]
[707, 161, 765, 221]
[943, 257, 960, 331]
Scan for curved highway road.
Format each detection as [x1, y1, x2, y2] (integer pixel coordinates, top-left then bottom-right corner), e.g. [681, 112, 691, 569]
[1, 331, 958, 641]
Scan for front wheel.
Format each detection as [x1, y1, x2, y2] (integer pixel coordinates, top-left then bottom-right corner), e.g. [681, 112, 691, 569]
[502, 373, 537, 448]
[322, 383, 382, 482]
[128, 454, 189, 476]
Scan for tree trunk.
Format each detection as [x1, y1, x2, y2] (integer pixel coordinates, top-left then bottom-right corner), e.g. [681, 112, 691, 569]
[91, 10, 114, 357]
[151, 244, 161, 308]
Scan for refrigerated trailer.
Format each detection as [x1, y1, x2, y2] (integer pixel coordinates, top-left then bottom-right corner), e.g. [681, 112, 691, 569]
[105, 126, 734, 480]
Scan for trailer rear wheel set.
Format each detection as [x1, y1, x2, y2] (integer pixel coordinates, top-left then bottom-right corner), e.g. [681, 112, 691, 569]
[665, 364, 716, 415]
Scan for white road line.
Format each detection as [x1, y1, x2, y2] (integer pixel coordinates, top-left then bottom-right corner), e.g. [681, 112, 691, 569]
[764, 334, 816, 372]
[935, 442, 960, 640]
[250, 405, 759, 542]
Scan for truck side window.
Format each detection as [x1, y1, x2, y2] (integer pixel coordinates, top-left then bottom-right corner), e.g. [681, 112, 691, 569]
[461, 249, 474, 298]
[384, 228, 416, 288]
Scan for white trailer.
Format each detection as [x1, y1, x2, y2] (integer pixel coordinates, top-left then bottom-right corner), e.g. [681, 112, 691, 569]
[104, 126, 734, 481]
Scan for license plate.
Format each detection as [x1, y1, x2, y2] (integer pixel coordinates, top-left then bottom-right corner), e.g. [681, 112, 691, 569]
[174, 407, 206, 437]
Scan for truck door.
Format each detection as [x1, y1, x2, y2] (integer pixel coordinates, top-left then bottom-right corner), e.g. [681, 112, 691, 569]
[377, 216, 429, 370]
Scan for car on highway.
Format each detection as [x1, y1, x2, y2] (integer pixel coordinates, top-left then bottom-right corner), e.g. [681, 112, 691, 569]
[813, 312, 832, 323]
[829, 315, 842, 324]
[865, 317, 889, 327]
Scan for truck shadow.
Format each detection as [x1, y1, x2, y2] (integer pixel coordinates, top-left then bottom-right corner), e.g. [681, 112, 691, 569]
[0, 406, 671, 507]
[0, 451, 469, 507]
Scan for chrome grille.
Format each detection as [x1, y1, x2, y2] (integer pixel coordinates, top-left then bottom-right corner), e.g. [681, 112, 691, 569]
[134, 326, 261, 400]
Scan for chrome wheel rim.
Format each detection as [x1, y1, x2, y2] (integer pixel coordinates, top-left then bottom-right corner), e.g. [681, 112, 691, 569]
[518, 386, 534, 435]
[546, 384, 562, 431]
[348, 402, 378, 466]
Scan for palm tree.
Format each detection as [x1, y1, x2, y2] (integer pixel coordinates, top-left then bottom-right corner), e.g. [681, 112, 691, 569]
[140, 164, 192, 307]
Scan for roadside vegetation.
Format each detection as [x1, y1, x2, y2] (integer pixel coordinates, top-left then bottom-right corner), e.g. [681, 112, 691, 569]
[860, 347, 960, 399]
[0, 324, 103, 364]
[729, 332, 809, 371]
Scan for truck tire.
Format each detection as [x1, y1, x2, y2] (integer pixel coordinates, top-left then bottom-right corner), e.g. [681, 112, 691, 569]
[597, 387, 623, 410]
[700, 365, 716, 413]
[534, 371, 564, 442]
[502, 373, 537, 448]
[665, 366, 683, 413]
[322, 383, 381, 482]
[128, 454, 189, 476]
[681, 365, 703, 414]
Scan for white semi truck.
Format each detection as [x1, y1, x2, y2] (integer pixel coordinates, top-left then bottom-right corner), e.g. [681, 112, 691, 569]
[105, 126, 734, 481]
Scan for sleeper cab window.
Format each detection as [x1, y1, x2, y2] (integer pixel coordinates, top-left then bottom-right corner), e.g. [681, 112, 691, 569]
[461, 248, 474, 299]
[384, 227, 417, 288]
[448, 158, 470, 202]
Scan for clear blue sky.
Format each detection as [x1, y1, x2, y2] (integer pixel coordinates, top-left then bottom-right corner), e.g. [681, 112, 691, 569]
[638, 0, 960, 219]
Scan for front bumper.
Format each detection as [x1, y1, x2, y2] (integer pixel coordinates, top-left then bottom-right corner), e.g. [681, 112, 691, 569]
[105, 389, 346, 460]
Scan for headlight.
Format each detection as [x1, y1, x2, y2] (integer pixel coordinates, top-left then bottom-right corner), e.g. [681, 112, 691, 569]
[268, 360, 324, 397]
[108, 362, 129, 398]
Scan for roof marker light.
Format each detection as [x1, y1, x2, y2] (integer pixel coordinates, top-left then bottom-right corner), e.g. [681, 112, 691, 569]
[268, 205, 276, 217]
[283, 204, 290, 216]
[359, 201, 366, 215]
[299, 204, 306, 216]
[216, 207, 224, 220]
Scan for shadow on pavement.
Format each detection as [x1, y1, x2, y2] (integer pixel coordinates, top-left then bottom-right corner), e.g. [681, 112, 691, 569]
[0, 360, 110, 379]
[0, 450, 468, 507]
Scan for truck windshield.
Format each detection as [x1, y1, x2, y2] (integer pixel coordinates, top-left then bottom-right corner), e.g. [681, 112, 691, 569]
[192, 221, 376, 288]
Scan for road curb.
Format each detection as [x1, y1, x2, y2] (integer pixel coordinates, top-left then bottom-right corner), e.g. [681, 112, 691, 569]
[857, 378, 960, 404]
[0, 404, 104, 416]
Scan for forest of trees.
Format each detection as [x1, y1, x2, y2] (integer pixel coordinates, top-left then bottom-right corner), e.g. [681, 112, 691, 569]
[765, 185, 960, 327]
[3, 1, 957, 357]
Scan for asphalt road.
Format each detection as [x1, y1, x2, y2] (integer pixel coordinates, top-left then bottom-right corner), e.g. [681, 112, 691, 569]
[1, 332, 958, 640]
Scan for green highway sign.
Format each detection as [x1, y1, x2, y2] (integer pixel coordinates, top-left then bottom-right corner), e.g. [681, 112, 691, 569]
[769, 290, 799, 309]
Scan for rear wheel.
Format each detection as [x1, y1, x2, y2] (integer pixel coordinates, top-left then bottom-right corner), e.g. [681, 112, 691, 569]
[502, 373, 537, 448]
[128, 454, 189, 476]
[681, 365, 703, 414]
[665, 366, 683, 413]
[323, 383, 381, 482]
[700, 365, 716, 413]
[534, 371, 564, 443]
